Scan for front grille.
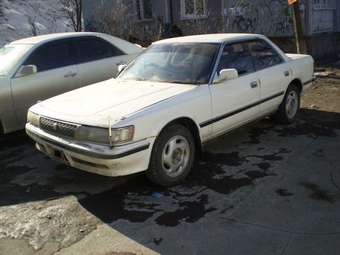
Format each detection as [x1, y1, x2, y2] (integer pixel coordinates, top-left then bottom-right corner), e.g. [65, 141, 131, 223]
[40, 117, 79, 138]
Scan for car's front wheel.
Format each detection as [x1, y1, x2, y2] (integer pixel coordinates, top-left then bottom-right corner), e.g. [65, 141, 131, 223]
[147, 124, 195, 187]
[274, 84, 300, 124]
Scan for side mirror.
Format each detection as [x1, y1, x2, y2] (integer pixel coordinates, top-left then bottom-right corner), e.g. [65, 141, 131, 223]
[16, 65, 37, 78]
[213, 68, 238, 84]
[118, 64, 127, 74]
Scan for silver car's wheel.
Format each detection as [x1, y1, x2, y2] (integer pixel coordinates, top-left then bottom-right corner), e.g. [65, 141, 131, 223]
[285, 90, 299, 119]
[161, 135, 190, 178]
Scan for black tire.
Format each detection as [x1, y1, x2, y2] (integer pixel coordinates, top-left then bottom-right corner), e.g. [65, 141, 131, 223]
[273, 84, 300, 124]
[147, 124, 196, 187]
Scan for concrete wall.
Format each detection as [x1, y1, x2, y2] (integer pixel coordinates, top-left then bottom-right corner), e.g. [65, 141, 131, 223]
[221, 0, 294, 37]
[168, 0, 223, 35]
[306, 0, 336, 35]
[83, 0, 166, 42]
[167, 0, 294, 37]
[82, 0, 339, 59]
[335, 0, 340, 32]
[83, 0, 339, 38]
[306, 33, 339, 59]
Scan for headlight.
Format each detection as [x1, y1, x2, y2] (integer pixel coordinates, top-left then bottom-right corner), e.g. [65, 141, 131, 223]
[27, 111, 40, 127]
[75, 126, 109, 144]
[75, 125, 134, 145]
[109, 126, 134, 145]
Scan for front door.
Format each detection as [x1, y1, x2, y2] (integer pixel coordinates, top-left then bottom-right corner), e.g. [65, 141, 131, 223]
[207, 41, 261, 136]
[11, 39, 79, 126]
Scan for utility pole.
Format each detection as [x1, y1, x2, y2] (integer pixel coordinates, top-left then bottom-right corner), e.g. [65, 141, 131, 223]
[289, 0, 307, 54]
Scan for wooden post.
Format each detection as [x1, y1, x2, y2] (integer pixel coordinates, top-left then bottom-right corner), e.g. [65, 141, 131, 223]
[291, 1, 307, 54]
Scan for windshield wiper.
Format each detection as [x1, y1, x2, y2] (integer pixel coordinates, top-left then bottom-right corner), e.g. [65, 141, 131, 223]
[134, 77, 148, 81]
[162, 80, 194, 85]
[121, 77, 147, 82]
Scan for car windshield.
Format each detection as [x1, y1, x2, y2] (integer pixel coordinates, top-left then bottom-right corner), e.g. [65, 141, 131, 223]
[119, 43, 220, 84]
[0, 44, 31, 75]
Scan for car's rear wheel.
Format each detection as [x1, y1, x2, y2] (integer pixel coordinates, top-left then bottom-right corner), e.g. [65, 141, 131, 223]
[273, 84, 300, 124]
[147, 124, 195, 187]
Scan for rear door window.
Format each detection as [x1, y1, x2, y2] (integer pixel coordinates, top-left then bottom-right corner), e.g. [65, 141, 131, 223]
[217, 42, 255, 76]
[24, 40, 75, 72]
[249, 40, 284, 70]
[74, 37, 125, 64]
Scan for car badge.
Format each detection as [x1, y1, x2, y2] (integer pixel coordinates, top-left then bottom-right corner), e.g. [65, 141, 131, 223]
[52, 122, 58, 131]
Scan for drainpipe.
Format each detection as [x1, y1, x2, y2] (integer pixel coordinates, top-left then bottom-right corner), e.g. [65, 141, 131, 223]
[169, 0, 174, 25]
[164, 0, 174, 37]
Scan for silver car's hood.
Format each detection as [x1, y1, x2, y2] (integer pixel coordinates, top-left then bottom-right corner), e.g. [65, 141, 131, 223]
[31, 79, 196, 127]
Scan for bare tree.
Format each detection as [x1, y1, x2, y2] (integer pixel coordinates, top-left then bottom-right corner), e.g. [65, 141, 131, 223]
[90, 2, 133, 40]
[27, 16, 38, 36]
[60, 0, 83, 32]
[26, 2, 42, 36]
[0, 0, 4, 19]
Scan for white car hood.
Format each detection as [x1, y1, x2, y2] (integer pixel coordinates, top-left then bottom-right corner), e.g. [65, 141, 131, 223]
[32, 79, 196, 127]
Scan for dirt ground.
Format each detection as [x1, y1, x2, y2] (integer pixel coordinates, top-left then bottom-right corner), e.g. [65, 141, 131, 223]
[0, 69, 340, 255]
[303, 68, 340, 113]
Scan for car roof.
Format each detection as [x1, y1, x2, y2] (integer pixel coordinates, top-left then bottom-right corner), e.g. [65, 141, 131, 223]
[9, 32, 143, 55]
[154, 33, 265, 44]
[9, 32, 102, 45]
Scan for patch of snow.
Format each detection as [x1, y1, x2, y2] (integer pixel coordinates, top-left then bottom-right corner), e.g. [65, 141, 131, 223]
[0, 0, 73, 47]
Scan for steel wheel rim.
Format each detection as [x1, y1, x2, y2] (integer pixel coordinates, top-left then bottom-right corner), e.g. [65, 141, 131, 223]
[285, 90, 298, 119]
[161, 135, 190, 178]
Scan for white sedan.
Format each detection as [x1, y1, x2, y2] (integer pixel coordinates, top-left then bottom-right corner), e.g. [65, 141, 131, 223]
[0, 32, 143, 134]
[26, 34, 314, 186]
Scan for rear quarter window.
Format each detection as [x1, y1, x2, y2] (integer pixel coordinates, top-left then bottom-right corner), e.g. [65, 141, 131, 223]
[75, 37, 125, 64]
[249, 40, 284, 70]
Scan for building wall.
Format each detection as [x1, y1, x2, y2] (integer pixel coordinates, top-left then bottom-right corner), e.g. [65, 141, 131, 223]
[303, 0, 339, 59]
[83, 0, 167, 43]
[221, 0, 294, 37]
[307, 0, 336, 35]
[306, 33, 339, 59]
[337, 0, 340, 32]
[82, 0, 339, 58]
[168, 0, 294, 37]
[83, 0, 339, 38]
[169, 0, 223, 35]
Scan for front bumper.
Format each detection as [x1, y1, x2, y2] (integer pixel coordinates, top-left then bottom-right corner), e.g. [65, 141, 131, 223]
[26, 123, 154, 177]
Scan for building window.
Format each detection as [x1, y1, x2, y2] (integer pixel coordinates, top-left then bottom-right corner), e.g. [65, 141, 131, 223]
[181, 0, 207, 19]
[136, 0, 153, 20]
[313, 0, 333, 9]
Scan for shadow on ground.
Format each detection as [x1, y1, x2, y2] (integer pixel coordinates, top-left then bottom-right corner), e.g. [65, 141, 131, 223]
[0, 108, 340, 253]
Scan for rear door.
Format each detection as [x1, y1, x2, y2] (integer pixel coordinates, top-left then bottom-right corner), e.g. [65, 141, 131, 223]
[11, 39, 78, 126]
[207, 41, 261, 136]
[73, 36, 129, 87]
[248, 39, 290, 115]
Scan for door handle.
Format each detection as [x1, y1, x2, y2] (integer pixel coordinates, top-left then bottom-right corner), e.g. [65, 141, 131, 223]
[250, 81, 258, 88]
[284, 70, 290, 77]
[64, 72, 77, 78]
[116, 62, 127, 66]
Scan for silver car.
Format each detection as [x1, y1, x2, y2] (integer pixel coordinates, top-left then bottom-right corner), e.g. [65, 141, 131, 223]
[0, 32, 143, 134]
